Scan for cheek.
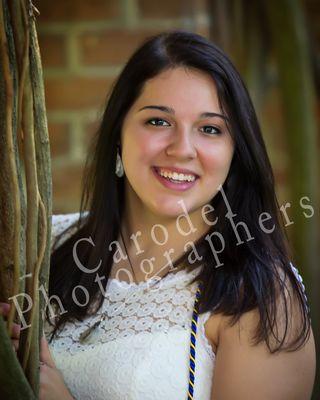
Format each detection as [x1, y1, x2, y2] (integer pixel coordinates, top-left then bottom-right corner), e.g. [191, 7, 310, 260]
[124, 131, 166, 167]
[201, 146, 233, 176]
[138, 139, 161, 160]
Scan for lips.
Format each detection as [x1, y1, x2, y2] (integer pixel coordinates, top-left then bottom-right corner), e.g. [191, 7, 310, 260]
[152, 167, 198, 191]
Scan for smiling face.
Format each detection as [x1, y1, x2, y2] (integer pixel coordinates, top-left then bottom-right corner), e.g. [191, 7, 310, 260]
[120, 67, 235, 222]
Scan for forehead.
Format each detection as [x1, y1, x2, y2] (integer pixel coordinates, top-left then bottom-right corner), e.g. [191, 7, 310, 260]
[130, 67, 222, 114]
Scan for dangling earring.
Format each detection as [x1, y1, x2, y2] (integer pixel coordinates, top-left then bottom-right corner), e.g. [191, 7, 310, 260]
[115, 146, 124, 178]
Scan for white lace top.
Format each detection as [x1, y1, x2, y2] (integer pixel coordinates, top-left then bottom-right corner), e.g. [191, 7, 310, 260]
[44, 213, 308, 400]
[45, 213, 215, 400]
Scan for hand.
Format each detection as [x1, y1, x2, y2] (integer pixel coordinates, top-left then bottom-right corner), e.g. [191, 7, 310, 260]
[39, 335, 75, 400]
[0, 302, 21, 352]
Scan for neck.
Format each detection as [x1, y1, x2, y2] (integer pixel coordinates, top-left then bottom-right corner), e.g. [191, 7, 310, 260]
[120, 191, 210, 280]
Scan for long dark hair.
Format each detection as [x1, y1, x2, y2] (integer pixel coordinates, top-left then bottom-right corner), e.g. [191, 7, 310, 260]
[47, 30, 311, 353]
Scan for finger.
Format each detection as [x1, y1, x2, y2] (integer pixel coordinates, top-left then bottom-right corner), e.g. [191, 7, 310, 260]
[12, 339, 19, 352]
[11, 323, 21, 340]
[40, 335, 55, 368]
[0, 302, 10, 317]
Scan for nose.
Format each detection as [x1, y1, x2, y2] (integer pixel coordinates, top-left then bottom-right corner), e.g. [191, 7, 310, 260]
[165, 126, 197, 159]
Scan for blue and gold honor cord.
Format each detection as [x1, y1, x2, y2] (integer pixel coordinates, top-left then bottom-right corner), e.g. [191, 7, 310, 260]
[187, 281, 203, 399]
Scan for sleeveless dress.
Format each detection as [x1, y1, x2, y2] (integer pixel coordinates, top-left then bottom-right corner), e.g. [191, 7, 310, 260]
[44, 213, 308, 400]
[45, 213, 215, 400]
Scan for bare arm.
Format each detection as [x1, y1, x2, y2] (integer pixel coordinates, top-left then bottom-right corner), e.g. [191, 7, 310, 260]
[208, 285, 316, 399]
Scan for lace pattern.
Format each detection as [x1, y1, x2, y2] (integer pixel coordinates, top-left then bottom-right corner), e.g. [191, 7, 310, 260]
[45, 213, 309, 400]
[45, 213, 215, 400]
[46, 266, 205, 356]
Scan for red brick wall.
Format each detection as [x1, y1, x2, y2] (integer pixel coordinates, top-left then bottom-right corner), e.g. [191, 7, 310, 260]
[36, 0, 319, 214]
[37, 0, 209, 213]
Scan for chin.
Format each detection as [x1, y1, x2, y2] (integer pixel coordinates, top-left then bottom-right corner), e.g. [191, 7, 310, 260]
[149, 198, 194, 219]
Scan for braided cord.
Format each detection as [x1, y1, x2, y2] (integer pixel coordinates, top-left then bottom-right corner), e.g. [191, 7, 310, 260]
[187, 281, 203, 399]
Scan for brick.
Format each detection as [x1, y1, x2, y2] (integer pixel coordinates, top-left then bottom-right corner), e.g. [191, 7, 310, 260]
[48, 121, 70, 158]
[138, 0, 192, 18]
[52, 164, 84, 213]
[44, 77, 114, 110]
[195, 25, 210, 39]
[38, 0, 121, 22]
[38, 34, 67, 68]
[53, 202, 80, 214]
[79, 29, 163, 66]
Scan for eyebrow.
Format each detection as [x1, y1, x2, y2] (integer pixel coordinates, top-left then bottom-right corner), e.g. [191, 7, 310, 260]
[138, 105, 229, 121]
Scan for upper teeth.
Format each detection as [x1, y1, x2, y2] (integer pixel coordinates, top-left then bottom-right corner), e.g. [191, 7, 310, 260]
[158, 168, 196, 182]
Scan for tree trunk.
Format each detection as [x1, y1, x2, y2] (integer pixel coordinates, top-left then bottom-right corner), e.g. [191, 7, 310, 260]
[0, 1, 52, 398]
[265, 2, 320, 398]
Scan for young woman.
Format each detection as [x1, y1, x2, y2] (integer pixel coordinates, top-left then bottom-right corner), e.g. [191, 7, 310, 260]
[2, 30, 316, 400]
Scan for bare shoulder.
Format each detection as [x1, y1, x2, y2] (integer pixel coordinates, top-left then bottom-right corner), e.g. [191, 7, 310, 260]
[205, 275, 316, 400]
[204, 312, 223, 354]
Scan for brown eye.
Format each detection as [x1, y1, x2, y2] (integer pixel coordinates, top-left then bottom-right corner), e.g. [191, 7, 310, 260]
[200, 126, 221, 135]
[146, 118, 170, 127]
